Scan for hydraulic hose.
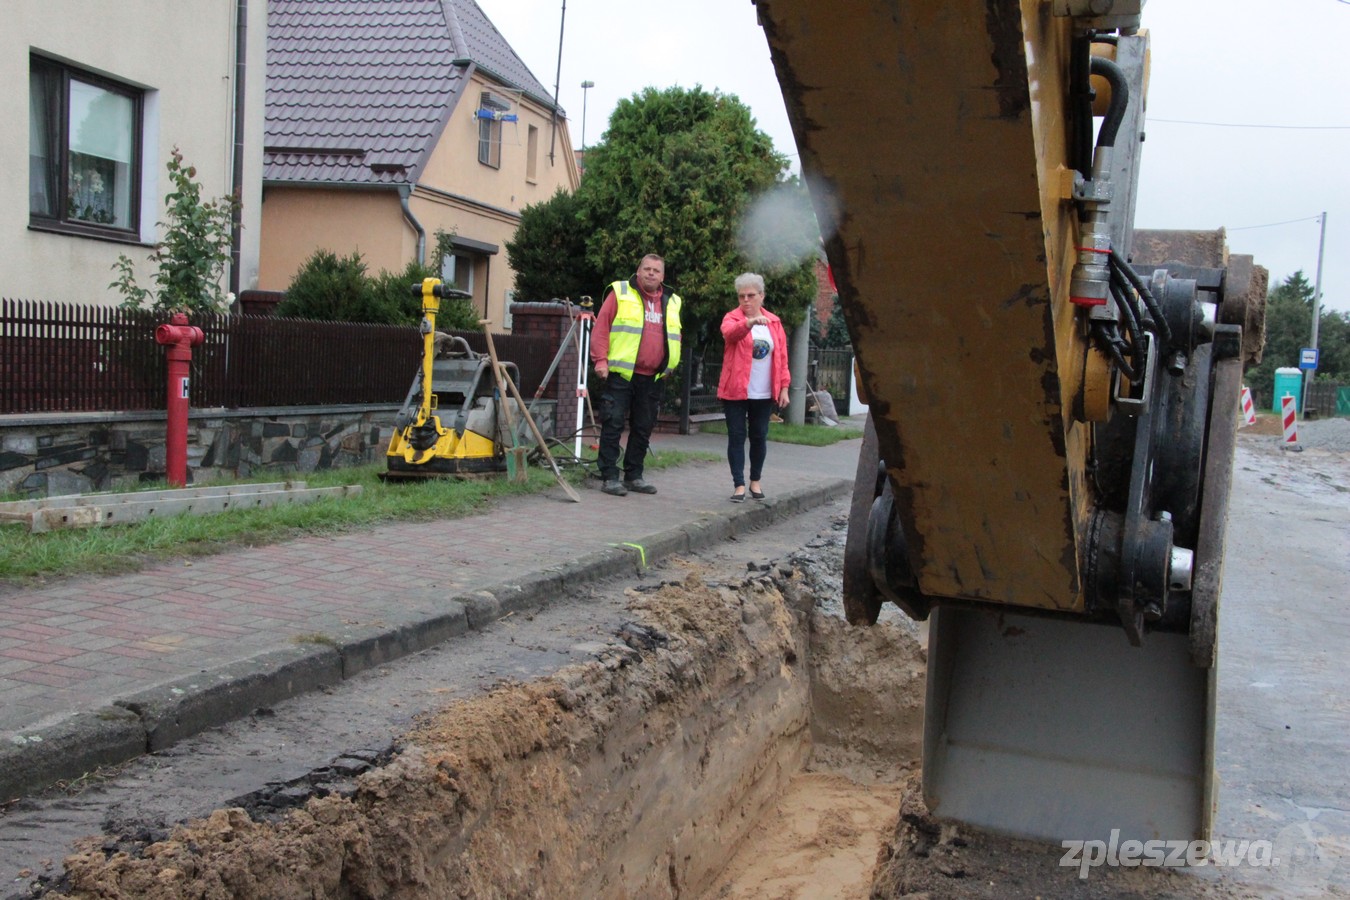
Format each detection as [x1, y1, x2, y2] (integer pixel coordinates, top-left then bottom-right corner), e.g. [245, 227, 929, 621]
[1110, 275, 1144, 346]
[1109, 249, 1173, 347]
[1071, 34, 1095, 178]
[1089, 56, 1129, 150]
[1093, 320, 1138, 382]
[1108, 278, 1146, 374]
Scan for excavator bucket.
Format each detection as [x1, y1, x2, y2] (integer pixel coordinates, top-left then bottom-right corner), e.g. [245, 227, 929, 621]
[924, 607, 1214, 843]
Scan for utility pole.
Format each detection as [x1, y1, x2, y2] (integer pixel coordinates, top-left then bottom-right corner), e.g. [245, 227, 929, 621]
[1302, 211, 1327, 414]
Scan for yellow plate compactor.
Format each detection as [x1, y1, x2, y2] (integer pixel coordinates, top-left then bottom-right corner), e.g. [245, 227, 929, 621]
[383, 279, 517, 480]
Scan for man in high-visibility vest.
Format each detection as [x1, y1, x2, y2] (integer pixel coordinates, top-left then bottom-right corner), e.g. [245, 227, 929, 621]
[590, 253, 683, 496]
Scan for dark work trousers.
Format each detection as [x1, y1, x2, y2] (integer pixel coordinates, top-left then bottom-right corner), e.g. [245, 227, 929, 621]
[598, 373, 660, 481]
[722, 398, 774, 488]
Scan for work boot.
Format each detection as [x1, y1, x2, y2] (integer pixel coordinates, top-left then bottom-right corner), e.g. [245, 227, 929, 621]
[623, 478, 657, 495]
[601, 479, 628, 496]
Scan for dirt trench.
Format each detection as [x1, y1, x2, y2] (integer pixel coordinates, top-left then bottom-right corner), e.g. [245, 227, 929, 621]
[35, 508, 1293, 900]
[42, 546, 927, 899]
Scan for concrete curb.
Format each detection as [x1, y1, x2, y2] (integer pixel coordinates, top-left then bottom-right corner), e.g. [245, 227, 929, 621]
[0, 707, 144, 801]
[0, 477, 850, 803]
[119, 645, 345, 752]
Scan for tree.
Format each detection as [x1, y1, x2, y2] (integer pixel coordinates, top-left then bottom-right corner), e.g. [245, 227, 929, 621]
[505, 188, 598, 303]
[583, 86, 815, 331]
[507, 86, 818, 346]
[1246, 270, 1350, 406]
[815, 299, 851, 349]
[111, 148, 239, 316]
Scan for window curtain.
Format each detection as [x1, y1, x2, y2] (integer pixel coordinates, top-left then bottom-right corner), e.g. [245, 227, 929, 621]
[29, 65, 61, 216]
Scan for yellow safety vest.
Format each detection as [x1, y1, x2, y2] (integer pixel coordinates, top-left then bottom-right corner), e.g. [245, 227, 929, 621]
[606, 280, 682, 380]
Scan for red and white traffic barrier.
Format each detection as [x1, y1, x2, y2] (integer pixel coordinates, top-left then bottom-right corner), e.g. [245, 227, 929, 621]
[1240, 385, 1256, 426]
[1280, 394, 1301, 451]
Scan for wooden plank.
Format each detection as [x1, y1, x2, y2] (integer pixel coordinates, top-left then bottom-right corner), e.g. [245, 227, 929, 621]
[0, 483, 306, 516]
[4, 485, 359, 533]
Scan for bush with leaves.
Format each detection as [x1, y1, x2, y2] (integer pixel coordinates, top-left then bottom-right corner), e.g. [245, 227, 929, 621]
[814, 298, 851, 349]
[277, 251, 479, 329]
[111, 148, 239, 316]
[371, 260, 480, 331]
[276, 251, 372, 322]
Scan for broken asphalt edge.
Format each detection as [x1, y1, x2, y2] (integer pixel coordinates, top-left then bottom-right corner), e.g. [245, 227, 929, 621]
[0, 477, 851, 804]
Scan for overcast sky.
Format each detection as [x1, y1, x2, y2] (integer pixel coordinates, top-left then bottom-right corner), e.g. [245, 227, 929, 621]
[476, 0, 1348, 320]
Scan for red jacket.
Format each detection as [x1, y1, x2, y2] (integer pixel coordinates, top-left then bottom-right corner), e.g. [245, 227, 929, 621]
[717, 307, 791, 401]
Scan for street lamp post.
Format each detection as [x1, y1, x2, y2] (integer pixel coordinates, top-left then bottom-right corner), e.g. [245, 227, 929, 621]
[1302, 211, 1328, 414]
[580, 80, 595, 149]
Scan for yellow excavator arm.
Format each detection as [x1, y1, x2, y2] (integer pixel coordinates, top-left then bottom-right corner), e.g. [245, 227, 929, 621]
[754, 0, 1264, 844]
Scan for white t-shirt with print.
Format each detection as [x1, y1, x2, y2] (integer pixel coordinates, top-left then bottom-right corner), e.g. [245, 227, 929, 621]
[747, 323, 773, 399]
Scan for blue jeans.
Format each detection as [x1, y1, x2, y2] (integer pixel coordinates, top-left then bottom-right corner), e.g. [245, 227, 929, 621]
[598, 373, 660, 481]
[723, 398, 774, 488]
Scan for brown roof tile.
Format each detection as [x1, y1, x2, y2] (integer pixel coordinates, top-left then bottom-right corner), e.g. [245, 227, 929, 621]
[265, 0, 558, 186]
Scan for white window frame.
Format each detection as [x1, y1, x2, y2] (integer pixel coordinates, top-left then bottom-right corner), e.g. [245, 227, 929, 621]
[441, 252, 475, 298]
[477, 91, 511, 170]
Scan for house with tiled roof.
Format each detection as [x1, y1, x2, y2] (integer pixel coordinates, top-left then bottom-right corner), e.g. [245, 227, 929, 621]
[260, 0, 580, 328]
[7, 0, 266, 307]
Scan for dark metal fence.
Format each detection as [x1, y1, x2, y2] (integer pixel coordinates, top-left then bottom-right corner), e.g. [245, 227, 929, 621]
[0, 298, 555, 415]
[1304, 381, 1349, 418]
[809, 347, 854, 416]
[677, 340, 855, 422]
[1, 300, 164, 413]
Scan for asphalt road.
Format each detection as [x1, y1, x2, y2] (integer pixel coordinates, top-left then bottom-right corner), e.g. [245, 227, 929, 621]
[1204, 438, 1350, 895]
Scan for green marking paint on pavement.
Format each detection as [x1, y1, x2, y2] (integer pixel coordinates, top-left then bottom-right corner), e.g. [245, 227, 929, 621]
[613, 541, 647, 568]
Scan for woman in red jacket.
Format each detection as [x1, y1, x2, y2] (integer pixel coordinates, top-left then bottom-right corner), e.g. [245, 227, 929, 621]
[717, 273, 791, 502]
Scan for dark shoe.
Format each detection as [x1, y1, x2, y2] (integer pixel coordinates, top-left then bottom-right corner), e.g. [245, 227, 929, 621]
[749, 489, 766, 500]
[623, 478, 658, 495]
[601, 479, 628, 496]
[729, 490, 746, 503]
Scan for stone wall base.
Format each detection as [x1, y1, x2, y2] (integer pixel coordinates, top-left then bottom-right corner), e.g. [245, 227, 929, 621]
[3, 401, 561, 498]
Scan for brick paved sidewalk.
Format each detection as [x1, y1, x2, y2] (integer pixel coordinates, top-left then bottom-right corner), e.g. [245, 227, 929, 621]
[0, 426, 862, 800]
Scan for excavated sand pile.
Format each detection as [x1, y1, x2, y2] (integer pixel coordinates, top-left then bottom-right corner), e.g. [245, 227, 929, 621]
[51, 560, 929, 899]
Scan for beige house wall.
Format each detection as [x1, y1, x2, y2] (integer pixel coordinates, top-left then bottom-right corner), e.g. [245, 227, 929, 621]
[257, 189, 409, 291]
[415, 73, 580, 329]
[262, 71, 581, 331]
[259, 187, 519, 329]
[407, 188, 525, 327]
[420, 73, 579, 214]
[3, 0, 266, 308]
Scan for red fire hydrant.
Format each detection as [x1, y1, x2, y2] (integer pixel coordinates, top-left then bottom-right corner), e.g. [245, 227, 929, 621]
[154, 313, 205, 488]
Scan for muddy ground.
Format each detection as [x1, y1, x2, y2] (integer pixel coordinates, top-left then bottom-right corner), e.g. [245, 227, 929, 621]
[2, 421, 1348, 899]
